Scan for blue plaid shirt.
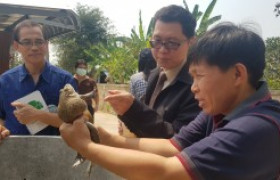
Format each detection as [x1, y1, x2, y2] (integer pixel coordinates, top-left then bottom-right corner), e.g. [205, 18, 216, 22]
[130, 72, 147, 100]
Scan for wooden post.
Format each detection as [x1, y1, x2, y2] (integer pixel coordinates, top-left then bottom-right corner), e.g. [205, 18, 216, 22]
[0, 32, 12, 75]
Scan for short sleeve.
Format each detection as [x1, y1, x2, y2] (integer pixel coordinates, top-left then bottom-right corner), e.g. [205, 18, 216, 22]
[177, 116, 280, 180]
[172, 112, 209, 149]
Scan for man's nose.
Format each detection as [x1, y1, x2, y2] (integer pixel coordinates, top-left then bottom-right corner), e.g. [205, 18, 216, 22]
[191, 81, 199, 93]
[30, 43, 39, 50]
[158, 43, 169, 52]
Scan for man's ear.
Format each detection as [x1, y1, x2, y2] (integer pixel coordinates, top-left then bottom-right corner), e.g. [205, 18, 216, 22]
[188, 36, 196, 46]
[45, 40, 49, 48]
[233, 63, 248, 85]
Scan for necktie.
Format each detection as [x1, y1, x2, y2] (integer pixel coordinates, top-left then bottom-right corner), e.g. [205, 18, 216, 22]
[149, 71, 167, 108]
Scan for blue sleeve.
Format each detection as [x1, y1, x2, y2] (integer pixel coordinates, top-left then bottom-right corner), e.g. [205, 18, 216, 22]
[0, 79, 5, 119]
[61, 71, 77, 91]
[68, 76, 78, 91]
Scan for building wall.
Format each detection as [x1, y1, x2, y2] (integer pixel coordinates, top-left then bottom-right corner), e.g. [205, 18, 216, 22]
[270, 90, 280, 101]
[0, 32, 12, 75]
[0, 136, 121, 179]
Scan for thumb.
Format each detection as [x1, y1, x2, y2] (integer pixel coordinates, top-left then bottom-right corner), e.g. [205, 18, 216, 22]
[0, 125, 10, 138]
[107, 90, 121, 95]
[97, 126, 110, 137]
[73, 117, 87, 127]
[11, 102, 27, 109]
[104, 90, 123, 101]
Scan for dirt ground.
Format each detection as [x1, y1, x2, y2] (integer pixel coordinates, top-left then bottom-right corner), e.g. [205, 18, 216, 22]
[94, 111, 119, 135]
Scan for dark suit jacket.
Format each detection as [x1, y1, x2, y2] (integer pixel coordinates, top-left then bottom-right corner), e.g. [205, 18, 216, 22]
[119, 63, 201, 138]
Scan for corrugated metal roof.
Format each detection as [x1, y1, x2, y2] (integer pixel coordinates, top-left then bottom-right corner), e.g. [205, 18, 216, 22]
[0, 3, 81, 39]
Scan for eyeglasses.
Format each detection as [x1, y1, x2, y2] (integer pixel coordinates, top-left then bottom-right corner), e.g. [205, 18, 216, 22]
[17, 40, 46, 48]
[149, 39, 187, 50]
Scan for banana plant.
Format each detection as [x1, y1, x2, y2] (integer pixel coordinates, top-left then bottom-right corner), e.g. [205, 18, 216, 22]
[130, 10, 154, 49]
[85, 40, 137, 84]
[183, 0, 221, 37]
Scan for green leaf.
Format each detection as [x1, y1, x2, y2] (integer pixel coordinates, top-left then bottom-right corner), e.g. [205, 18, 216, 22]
[28, 100, 44, 110]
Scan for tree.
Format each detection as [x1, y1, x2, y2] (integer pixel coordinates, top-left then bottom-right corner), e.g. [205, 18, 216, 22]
[264, 37, 280, 89]
[51, 3, 112, 73]
[85, 40, 137, 84]
[9, 48, 22, 68]
[183, 0, 221, 37]
[275, 2, 280, 17]
[83, 11, 150, 84]
[89, 10, 155, 84]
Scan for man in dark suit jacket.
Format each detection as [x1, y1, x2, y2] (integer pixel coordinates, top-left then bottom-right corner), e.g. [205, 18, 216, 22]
[105, 5, 201, 138]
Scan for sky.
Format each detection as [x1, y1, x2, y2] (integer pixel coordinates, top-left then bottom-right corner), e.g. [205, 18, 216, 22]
[0, 0, 279, 40]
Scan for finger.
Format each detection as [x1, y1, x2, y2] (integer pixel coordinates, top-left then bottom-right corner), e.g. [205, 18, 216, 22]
[0, 126, 10, 140]
[1, 129, 10, 138]
[96, 126, 109, 136]
[11, 102, 26, 109]
[13, 109, 22, 118]
[13, 110, 18, 115]
[59, 122, 72, 131]
[107, 90, 121, 95]
[104, 96, 115, 102]
[104, 94, 123, 101]
[13, 110, 21, 121]
[73, 117, 86, 127]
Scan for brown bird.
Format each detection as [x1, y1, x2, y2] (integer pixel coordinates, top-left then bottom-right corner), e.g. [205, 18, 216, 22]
[58, 84, 100, 175]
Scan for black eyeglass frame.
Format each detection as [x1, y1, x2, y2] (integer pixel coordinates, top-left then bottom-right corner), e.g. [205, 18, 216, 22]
[149, 39, 188, 50]
[17, 39, 46, 48]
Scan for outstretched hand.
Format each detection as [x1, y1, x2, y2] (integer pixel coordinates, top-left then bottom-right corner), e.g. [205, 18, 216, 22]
[104, 90, 134, 115]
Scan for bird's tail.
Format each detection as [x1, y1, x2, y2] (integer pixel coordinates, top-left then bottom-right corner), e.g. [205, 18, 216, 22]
[72, 153, 85, 168]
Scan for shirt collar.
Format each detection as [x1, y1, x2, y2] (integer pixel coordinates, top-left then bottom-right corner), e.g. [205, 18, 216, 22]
[19, 64, 29, 82]
[163, 58, 187, 85]
[18, 61, 51, 83]
[41, 61, 51, 83]
[223, 81, 271, 121]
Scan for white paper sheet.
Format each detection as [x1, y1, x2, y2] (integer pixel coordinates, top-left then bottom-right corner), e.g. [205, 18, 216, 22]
[14, 91, 49, 135]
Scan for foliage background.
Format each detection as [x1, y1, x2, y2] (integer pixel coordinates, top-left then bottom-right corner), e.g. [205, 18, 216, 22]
[264, 37, 280, 89]
[51, 3, 111, 74]
[9, 1, 280, 88]
[51, 0, 223, 84]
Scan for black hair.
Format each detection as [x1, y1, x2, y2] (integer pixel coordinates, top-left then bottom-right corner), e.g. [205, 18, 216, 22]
[138, 48, 157, 81]
[188, 22, 265, 88]
[75, 59, 87, 69]
[13, 19, 44, 42]
[153, 5, 197, 38]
